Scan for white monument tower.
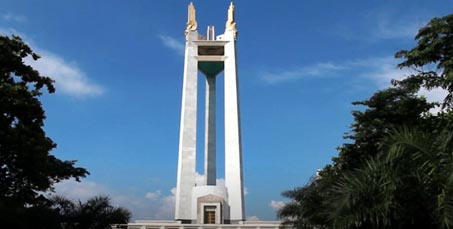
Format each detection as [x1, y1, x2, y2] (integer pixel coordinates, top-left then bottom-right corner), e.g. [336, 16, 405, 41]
[175, 2, 244, 224]
[126, 3, 283, 228]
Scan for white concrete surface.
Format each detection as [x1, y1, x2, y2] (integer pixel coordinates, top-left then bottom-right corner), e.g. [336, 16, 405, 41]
[175, 3, 244, 223]
[123, 220, 284, 229]
[175, 30, 199, 221]
[223, 29, 245, 221]
[191, 185, 228, 220]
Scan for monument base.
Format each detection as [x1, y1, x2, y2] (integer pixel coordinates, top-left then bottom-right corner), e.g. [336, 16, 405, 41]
[115, 220, 284, 229]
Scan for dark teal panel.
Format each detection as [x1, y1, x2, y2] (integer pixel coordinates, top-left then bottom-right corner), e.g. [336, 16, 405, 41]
[198, 61, 224, 77]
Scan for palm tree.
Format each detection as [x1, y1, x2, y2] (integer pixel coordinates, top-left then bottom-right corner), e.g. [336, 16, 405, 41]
[385, 127, 453, 228]
[327, 127, 453, 228]
[278, 168, 336, 229]
[50, 195, 131, 229]
[327, 158, 399, 228]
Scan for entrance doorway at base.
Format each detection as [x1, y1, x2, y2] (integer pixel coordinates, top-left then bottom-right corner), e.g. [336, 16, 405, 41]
[204, 206, 216, 224]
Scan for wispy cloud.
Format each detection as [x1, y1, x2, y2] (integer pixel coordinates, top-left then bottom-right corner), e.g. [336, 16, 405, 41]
[351, 57, 448, 111]
[375, 17, 422, 40]
[25, 50, 104, 98]
[194, 172, 248, 195]
[419, 87, 448, 114]
[262, 62, 346, 84]
[159, 34, 184, 56]
[153, 187, 176, 219]
[335, 9, 430, 42]
[1, 13, 27, 23]
[260, 56, 447, 111]
[52, 179, 109, 201]
[52, 179, 176, 220]
[0, 27, 22, 37]
[370, 10, 427, 41]
[261, 56, 408, 86]
[52, 175, 238, 221]
[145, 190, 162, 200]
[0, 27, 104, 98]
[269, 200, 285, 211]
[194, 172, 225, 186]
[352, 57, 406, 87]
[246, 215, 261, 221]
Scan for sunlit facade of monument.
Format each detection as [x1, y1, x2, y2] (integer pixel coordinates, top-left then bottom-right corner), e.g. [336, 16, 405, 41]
[126, 3, 282, 228]
[175, 2, 244, 224]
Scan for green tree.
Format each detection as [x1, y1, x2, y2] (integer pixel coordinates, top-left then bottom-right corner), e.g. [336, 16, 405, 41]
[279, 12, 453, 228]
[278, 87, 434, 228]
[395, 13, 453, 108]
[279, 175, 332, 229]
[328, 158, 398, 228]
[50, 195, 131, 229]
[333, 87, 433, 171]
[0, 35, 89, 226]
[329, 127, 453, 228]
[385, 127, 453, 228]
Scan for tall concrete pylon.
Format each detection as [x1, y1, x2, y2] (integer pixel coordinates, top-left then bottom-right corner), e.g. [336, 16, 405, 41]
[174, 2, 244, 224]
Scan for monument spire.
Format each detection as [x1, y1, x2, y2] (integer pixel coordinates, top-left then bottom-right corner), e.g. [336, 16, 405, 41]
[175, 2, 244, 224]
[127, 3, 282, 228]
[225, 2, 238, 39]
[185, 2, 197, 40]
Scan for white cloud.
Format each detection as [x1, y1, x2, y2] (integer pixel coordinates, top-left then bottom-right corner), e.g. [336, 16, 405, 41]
[374, 15, 423, 40]
[354, 57, 448, 112]
[376, 21, 418, 40]
[159, 34, 185, 56]
[153, 187, 176, 219]
[113, 172, 244, 220]
[53, 175, 251, 221]
[420, 87, 447, 104]
[52, 179, 175, 220]
[195, 172, 226, 186]
[52, 179, 109, 201]
[194, 172, 247, 195]
[419, 87, 448, 114]
[269, 200, 285, 211]
[336, 10, 429, 42]
[262, 62, 345, 84]
[145, 190, 162, 200]
[0, 27, 24, 38]
[0, 27, 104, 98]
[261, 56, 402, 85]
[246, 215, 261, 221]
[260, 56, 447, 110]
[2, 13, 27, 23]
[25, 51, 104, 98]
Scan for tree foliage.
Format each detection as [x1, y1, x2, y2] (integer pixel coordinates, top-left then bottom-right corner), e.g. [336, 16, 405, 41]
[333, 87, 433, 171]
[50, 195, 131, 229]
[0, 35, 89, 226]
[0, 195, 131, 229]
[395, 13, 453, 108]
[279, 12, 453, 228]
[279, 87, 440, 228]
[386, 127, 453, 227]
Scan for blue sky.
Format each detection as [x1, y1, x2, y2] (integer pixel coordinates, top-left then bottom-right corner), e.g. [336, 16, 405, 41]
[1, 0, 451, 221]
